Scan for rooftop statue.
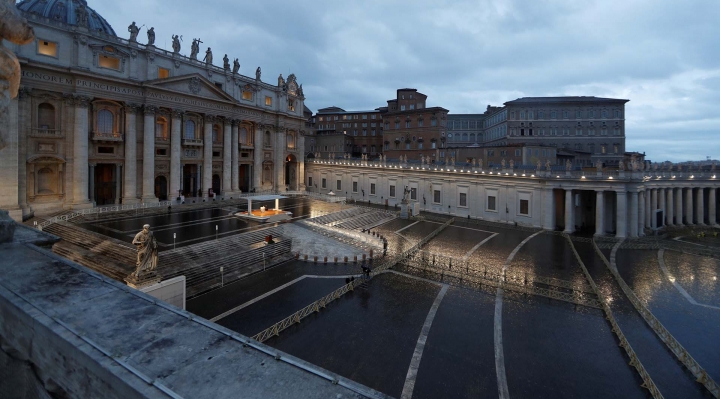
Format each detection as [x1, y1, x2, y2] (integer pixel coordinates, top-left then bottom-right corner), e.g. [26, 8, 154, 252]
[256, 66, 261, 81]
[545, 160, 551, 171]
[565, 159, 572, 171]
[190, 38, 202, 60]
[619, 160, 625, 171]
[203, 47, 213, 65]
[509, 159, 514, 169]
[130, 224, 158, 279]
[1, 0, 35, 151]
[128, 21, 140, 43]
[278, 73, 285, 88]
[75, 3, 88, 28]
[233, 58, 240, 74]
[171, 34, 181, 53]
[223, 54, 230, 71]
[147, 27, 155, 45]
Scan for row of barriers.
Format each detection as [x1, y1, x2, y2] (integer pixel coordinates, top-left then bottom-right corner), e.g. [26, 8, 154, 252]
[564, 235, 664, 399]
[251, 218, 456, 343]
[38, 200, 175, 230]
[593, 239, 719, 398]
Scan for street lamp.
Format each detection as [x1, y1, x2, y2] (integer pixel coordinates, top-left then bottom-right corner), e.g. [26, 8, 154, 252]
[220, 266, 224, 287]
[173, 233, 176, 249]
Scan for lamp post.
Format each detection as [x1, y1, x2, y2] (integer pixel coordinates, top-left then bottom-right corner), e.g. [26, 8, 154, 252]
[173, 233, 176, 249]
[215, 224, 218, 240]
[220, 266, 224, 287]
[263, 252, 266, 271]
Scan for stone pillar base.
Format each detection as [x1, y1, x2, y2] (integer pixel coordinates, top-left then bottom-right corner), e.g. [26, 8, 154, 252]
[122, 197, 141, 205]
[70, 201, 94, 210]
[141, 197, 159, 204]
[125, 271, 162, 289]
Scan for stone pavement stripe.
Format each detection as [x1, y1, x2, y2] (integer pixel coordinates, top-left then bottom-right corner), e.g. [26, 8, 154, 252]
[424, 220, 497, 234]
[395, 220, 421, 234]
[400, 284, 449, 399]
[210, 276, 308, 322]
[657, 249, 720, 311]
[495, 230, 543, 399]
[463, 233, 499, 261]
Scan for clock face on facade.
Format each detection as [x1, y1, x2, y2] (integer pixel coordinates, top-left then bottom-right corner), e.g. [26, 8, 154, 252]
[287, 81, 298, 96]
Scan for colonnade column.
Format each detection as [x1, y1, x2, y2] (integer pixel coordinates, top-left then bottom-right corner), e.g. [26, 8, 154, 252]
[203, 116, 213, 199]
[71, 96, 90, 207]
[645, 188, 651, 228]
[115, 164, 122, 204]
[275, 127, 286, 192]
[542, 187, 555, 231]
[638, 191, 645, 236]
[616, 191, 627, 238]
[170, 109, 182, 200]
[709, 188, 718, 226]
[658, 188, 665, 227]
[666, 188, 674, 226]
[88, 163, 95, 204]
[564, 189, 574, 234]
[675, 188, 683, 225]
[650, 188, 658, 229]
[629, 191, 639, 237]
[253, 125, 263, 190]
[595, 190, 604, 236]
[142, 106, 157, 202]
[231, 120, 239, 193]
[123, 104, 139, 204]
[685, 188, 694, 224]
[222, 119, 232, 196]
[696, 188, 705, 225]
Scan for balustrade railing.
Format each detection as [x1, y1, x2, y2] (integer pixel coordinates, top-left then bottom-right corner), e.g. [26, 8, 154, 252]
[38, 200, 174, 230]
[30, 128, 63, 138]
[92, 132, 123, 141]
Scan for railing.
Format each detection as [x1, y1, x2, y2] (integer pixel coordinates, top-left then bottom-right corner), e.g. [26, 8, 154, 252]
[565, 234, 664, 399]
[29, 128, 63, 138]
[182, 138, 203, 146]
[251, 218, 455, 343]
[301, 192, 347, 203]
[38, 200, 174, 230]
[92, 132, 123, 141]
[593, 239, 719, 398]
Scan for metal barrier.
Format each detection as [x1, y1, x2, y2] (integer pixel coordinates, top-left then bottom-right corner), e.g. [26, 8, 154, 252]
[38, 200, 175, 229]
[592, 239, 719, 398]
[565, 234, 664, 398]
[251, 218, 456, 343]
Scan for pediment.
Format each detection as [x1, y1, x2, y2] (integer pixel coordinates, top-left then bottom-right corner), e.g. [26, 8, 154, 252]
[144, 73, 236, 103]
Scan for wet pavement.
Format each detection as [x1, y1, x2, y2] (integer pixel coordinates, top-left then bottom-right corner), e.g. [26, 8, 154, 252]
[663, 251, 720, 306]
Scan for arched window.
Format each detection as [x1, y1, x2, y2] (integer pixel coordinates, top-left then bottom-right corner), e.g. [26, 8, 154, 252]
[240, 128, 248, 145]
[185, 120, 195, 139]
[469, 133, 476, 142]
[462, 133, 468, 141]
[38, 103, 55, 130]
[286, 133, 295, 148]
[97, 110, 113, 134]
[155, 117, 168, 140]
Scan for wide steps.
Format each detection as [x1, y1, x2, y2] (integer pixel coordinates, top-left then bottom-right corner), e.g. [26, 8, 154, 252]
[43, 222, 136, 266]
[52, 241, 132, 282]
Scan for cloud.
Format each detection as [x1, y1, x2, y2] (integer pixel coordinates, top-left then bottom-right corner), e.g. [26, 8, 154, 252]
[91, 0, 720, 161]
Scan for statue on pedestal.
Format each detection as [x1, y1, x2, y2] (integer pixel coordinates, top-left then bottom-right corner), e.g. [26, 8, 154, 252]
[278, 73, 285, 88]
[501, 159, 506, 169]
[147, 27, 155, 45]
[233, 58, 240, 74]
[596, 161, 602, 172]
[203, 47, 213, 65]
[565, 160, 572, 171]
[619, 161, 625, 171]
[190, 38, 202, 60]
[537, 160, 542, 171]
[223, 54, 230, 71]
[128, 22, 140, 43]
[171, 34, 181, 53]
[545, 160, 551, 171]
[256, 67, 262, 81]
[509, 159, 514, 169]
[129, 225, 158, 279]
[478, 158, 483, 170]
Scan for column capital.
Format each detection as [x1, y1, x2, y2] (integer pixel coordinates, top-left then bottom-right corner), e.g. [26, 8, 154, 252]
[144, 105, 158, 115]
[73, 95, 92, 108]
[171, 109, 184, 119]
[205, 115, 217, 124]
[125, 103, 142, 114]
[231, 119, 241, 127]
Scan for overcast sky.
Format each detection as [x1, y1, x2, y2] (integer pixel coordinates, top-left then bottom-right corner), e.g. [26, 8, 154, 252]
[91, 0, 720, 162]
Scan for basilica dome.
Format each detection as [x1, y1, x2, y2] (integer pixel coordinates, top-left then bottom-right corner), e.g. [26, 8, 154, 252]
[17, 0, 116, 36]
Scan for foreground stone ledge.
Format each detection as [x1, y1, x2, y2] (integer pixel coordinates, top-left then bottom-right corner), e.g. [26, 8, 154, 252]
[0, 238, 385, 399]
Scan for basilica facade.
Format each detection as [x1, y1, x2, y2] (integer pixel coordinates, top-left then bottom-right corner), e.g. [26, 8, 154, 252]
[1, 0, 307, 220]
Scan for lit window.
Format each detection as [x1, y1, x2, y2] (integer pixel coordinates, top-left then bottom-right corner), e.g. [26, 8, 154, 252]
[99, 55, 120, 70]
[288, 99, 295, 112]
[242, 91, 253, 101]
[265, 96, 272, 106]
[158, 68, 170, 79]
[38, 40, 58, 57]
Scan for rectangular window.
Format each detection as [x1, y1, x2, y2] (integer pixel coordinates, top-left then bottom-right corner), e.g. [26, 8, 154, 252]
[288, 100, 295, 111]
[614, 145, 619, 153]
[487, 196, 496, 211]
[433, 190, 441, 204]
[459, 193, 467, 207]
[602, 110, 608, 118]
[158, 67, 170, 79]
[353, 181, 358, 193]
[515, 149, 521, 156]
[406, 121, 411, 128]
[214, 82, 223, 90]
[156, 148, 167, 156]
[614, 110, 621, 118]
[431, 119, 437, 127]
[265, 96, 272, 106]
[390, 185, 396, 197]
[97, 146, 114, 154]
[212, 151, 221, 157]
[410, 104, 415, 110]
[321, 178, 327, 189]
[519, 199, 529, 215]
[242, 91, 253, 100]
[98, 55, 120, 70]
[37, 40, 58, 57]
[362, 115, 367, 119]
[308, 176, 313, 187]
[370, 183, 376, 195]
[411, 188, 417, 200]
[400, 105, 406, 111]
[395, 122, 400, 129]
[563, 111, 569, 119]
[614, 128, 621, 136]
[336, 180, 341, 190]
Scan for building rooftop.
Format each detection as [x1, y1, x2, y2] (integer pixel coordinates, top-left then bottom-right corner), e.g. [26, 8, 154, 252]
[504, 96, 630, 105]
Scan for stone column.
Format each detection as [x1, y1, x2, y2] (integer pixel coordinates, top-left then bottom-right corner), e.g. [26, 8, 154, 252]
[686, 188, 694, 224]
[645, 188, 651, 228]
[542, 187, 554, 230]
[696, 188, 704, 225]
[564, 189, 574, 234]
[650, 188, 657, 229]
[231, 120, 239, 193]
[17, 90, 30, 217]
[253, 124, 263, 189]
[658, 188, 665, 227]
[115, 163, 122, 204]
[222, 119, 232, 195]
[595, 190, 604, 236]
[298, 132, 306, 190]
[123, 104, 139, 204]
[88, 163, 95, 203]
[72, 96, 91, 207]
[170, 109, 182, 200]
[203, 116, 213, 199]
[275, 127, 286, 192]
[142, 106, 157, 202]
[709, 188, 717, 226]
[675, 188, 683, 225]
[666, 188, 674, 226]
[629, 191, 639, 237]
[638, 191, 645, 236]
[616, 191, 627, 239]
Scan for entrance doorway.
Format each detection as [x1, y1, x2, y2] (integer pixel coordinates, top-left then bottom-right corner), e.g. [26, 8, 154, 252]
[212, 174, 221, 195]
[285, 154, 298, 191]
[155, 176, 168, 200]
[239, 164, 250, 192]
[94, 164, 116, 205]
[183, 164, 199, 197]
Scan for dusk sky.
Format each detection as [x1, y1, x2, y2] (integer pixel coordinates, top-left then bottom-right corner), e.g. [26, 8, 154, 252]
[91, 0, 720, 162]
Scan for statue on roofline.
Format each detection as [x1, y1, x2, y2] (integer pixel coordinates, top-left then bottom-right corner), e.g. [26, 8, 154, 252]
[233, 58, 240, 74]
[147, 27, 155, 45]
[171, 34, 181, 53]
[128, 21, 140, 43]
